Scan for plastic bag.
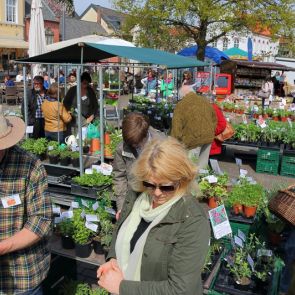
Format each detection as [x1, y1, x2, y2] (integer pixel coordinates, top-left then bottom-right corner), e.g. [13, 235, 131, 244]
[87, 123, 100, 139]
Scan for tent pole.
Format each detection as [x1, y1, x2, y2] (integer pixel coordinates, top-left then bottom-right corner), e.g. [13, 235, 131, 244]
[132, 63, 134, 100]
[99, 66, 104, 163]
[77, 66, 83, 176]
[23, 65, 28, 138]
[57, 67, 60, 143]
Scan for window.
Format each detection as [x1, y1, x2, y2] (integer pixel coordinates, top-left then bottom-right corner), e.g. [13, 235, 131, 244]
[45, 27, 54, 45]
[6, 0, 17, 23]
[223, 38, 228, 51]
[234, 39, 239, 48]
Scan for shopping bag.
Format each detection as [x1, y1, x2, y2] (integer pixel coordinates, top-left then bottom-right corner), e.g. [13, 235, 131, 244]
[87, 123, 100, 139]
[215, 122, 235, 142]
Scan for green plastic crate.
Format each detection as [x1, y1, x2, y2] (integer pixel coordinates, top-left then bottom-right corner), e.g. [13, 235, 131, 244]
[257, 149, 280, 162]
[282, 155, 295, 164]
[280, 155, 295, 177]
[256, 160, 279, 175]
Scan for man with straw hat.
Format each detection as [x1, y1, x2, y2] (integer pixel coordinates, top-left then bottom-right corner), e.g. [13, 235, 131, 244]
[0, 106, 52, 294]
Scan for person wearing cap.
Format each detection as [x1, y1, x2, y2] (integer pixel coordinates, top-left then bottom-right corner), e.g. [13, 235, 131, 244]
[0, 107, 52, 294]
[113, 113, 164, 216]
[21, 75, 47, 139]
[171, 85, 217, 169]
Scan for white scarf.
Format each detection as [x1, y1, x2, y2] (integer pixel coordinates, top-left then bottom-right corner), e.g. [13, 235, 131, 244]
[115, 192, 182, 281]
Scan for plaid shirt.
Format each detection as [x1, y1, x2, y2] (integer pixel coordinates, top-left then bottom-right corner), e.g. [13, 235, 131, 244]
[35, 93, 45, 118]
[0, 146, 52, 293]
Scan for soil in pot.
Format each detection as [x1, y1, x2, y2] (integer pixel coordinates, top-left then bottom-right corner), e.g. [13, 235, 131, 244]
[208, 197, 218, 209]
[75, 241, 92, 258]
[60, 156, 70, 166]
[232, 204, 243, 215]
[61, 235, 75, 249]
[71, 158, 79, 167]
[49, 155, 59, 164]
[234, 277, 251, 291]
[93, 239, 105, 255]
[243, 205, 257, 218]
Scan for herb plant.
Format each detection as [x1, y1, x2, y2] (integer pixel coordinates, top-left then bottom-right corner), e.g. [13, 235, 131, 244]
[73, 171, 112, 187]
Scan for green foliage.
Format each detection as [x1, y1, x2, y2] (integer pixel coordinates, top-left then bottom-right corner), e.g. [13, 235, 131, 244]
[73, 171, 112, 187]
[100, 219, 113, 248]
[72, 209, 92, 245]
[71, 151, 80, 159]
[89, 288, 109, 295]
[109, 129, 123, 154]
[20, 138, 48, 155]
[48, 149, 60, 157]
[60, 150, 71, 159]
[20, 138, 36, 153]
[58, 279, 108, 295]
[48, 140, 59, 149]
[59, 219, 74, 237]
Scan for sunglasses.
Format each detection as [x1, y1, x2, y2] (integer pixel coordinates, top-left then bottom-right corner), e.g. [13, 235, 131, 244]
[142, 181, 178, 192]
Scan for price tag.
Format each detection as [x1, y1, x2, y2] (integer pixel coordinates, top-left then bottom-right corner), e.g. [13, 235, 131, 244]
[52, 206, 61, 215]
[247, 254, 255, 271]
[199, 169, 209, 174]
[257, 249, 273, 257]
[54, 217, 62, 224]
[61, 211, 73, 219]
[235, 158, 242, 166]
[71, 201, 79, 209]
[85, 221, 98, 232]
[92, 202, 99, 211]
[80, 209, 85, 219]
[209, 159, 222, 175]
[155, 116, 161, 121]
[48, 146, 54, 151]
[242, 114, 248, 124]
[234, 236, 244, 248]
[81, 199, 89, 208]
[170, 113, 173, 118]
[206, 175, 218, 184]
[86, 214, 99, 222]
[257, 116, 267, 128]
[240, 169, 248, 178]
[105, 207, 116, 216]
[26, 126, 34, 134]
[147, 110, 152, 114]
[287, 118, 293, 127]
[238, 229, 246, 242]
[282, 98, 286, 106]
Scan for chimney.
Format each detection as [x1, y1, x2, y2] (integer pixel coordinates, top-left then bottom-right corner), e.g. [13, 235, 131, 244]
[97, 8, 102, 24]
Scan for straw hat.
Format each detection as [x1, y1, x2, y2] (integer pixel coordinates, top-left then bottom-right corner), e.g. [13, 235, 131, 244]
[0, 105, 25, 150]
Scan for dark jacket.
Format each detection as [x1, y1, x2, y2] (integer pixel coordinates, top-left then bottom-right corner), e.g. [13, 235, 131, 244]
[63, 85, 98, 120]
[171, 92, 217, 149]
[113, 127, 164, 210]
[107, 191, 210, 295]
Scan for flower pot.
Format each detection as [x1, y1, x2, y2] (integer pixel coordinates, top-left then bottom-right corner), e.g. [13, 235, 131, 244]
[75, 241, 92, 258]
[243, 205, 257, 218]
[71, 158, 79, 167]
[280, 116, 287, 122]
[91, 138, 100, 153]
[253, 114, 259, 119]
[49, 155, 59, 164]
[93, 239, 105, 255]
[263, 114, 268, 119]
[232, 203, 243, 215]
[60, 156, 70, 166]
[104, 133, 111, 145]
[38, 153, 47, 161]
[273, 116, 279, 121]
[83, 146, 90, 154]
[104, 146, 113, 157]
[61, 235, 75, 249]
[208, 197, 218, 209]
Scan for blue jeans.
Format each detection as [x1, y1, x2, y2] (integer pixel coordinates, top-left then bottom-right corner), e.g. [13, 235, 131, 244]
[17, 285, 43, 295]
[45, 131, 65, 143]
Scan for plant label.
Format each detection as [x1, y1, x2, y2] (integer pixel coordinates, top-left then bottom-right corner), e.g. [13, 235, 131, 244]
[86, 214, 99, 222]
[85, 221, 98, 232]
[242, 114, 247, 124]
[257, 249, 273, 257]
[257, 117, 267, 128]
[92, 202, 99, 211]
[208, 205, 232, 239]
[239, 169, 248, 178]
[170, 113, 173, 118]
[206, 175, 218, 184]
[105, 207, 116, 216]
[147, 110, 152, 114]
[238, 229, 246, 242]
[209, 159, 222, 175]
[80, 209, 85, 219]
[61, 211, 73, 219]
[199, 169, 209, 174]
[84, 168, 93, 175]
[235, 158, 242, 166]
[287, 118, 293, 127]
[234, 236, 244, 248]
[26, 126, 34, 134]
[52, 206, 61, 215]
[81, 199, 89, 208]
[282, 98, 286, 106]
[247, 254, 255, 271]
[54, 217, 62, 224]
[48, 146, 54, 151]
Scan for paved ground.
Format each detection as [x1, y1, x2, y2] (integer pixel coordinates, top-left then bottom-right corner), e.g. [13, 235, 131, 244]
[2, 95, 294, 190]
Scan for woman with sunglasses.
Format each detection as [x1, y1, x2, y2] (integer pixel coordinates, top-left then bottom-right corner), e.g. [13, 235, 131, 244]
[97, 137, 210, 295]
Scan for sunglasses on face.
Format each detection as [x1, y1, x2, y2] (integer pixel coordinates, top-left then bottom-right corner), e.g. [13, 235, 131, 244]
[142, 181, 178, 192]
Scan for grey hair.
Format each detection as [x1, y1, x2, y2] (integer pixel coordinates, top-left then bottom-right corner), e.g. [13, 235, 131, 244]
[179, 85, 194, 99]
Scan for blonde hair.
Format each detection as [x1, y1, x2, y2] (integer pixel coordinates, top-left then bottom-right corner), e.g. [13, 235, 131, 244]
[47, 82, 58, 98]
[131, 137, 197, 195]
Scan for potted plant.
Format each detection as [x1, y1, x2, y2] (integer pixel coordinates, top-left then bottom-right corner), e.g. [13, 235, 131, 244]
[71, 151, 80, 167]
[83, 138, 90, 154]
[228, 189, 243, 215]
[242, 183, 264, 218]
[48, 149, 60, 164]
[73, 209, 92, 258]
[32, 138, 48, 160]
[59, 219, 75, 249]
[60, 150, 71, 166]
[100, 219, 113, 256]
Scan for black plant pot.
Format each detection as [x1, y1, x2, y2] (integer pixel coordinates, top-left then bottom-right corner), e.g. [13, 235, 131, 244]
[38, 153, 47, 161]
[71, 158, 79, 167]
[75, 242, 92, 258]
[61, 235, 75, 249]
[60, 156, 70, 166]
[49, 155, 59, 164]
[83, 146, 90, 154]
[93, 240, 105, 255]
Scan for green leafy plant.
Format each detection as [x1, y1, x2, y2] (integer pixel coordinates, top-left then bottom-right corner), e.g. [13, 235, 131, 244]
[48, 140, 59, 149]
[33, 138, 48, 155]
[71, 151, 80, 159]
[73, 171, 112, 187]
[59, 219, 74, 237]
[48, 149, 60, 157]
[89, 288, 109, 295]
[60, 150, 71, 159]
[20, 138, 36, 153]
[109, 129, 123, 154]
[72, 209, 92, 245]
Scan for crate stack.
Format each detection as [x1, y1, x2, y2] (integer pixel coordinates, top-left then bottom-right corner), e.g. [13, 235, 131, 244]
[280, 155, 295, 178]
[256, 149, 280, 175]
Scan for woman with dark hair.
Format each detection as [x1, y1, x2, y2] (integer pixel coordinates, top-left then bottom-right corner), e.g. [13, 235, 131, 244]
[141, 69, 157, 96]
[63, 72, 98, 127]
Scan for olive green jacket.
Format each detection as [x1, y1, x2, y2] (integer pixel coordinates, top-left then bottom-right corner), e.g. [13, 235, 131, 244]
[107, 191, 210, 295]
[112, 127, 164, 210]
[171, 92, 217, 149]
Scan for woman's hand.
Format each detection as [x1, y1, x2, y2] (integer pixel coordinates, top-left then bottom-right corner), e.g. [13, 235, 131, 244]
[97, 258, 118, 278]
[86, 114, 94, 123]
[98, 261, 124, 295]
[116, 210, 121, 221]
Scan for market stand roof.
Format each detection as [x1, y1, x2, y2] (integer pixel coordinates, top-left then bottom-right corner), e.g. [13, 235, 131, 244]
[18, 42, 208, 68]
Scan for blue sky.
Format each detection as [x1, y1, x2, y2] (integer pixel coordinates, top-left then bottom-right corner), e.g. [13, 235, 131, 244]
[74, 0, 113, 16]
